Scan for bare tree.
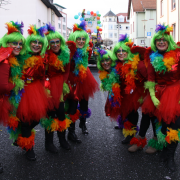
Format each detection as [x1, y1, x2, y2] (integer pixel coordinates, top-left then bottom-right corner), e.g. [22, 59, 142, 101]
[103, 38, 113, 47]
[0, 0, 11, 10]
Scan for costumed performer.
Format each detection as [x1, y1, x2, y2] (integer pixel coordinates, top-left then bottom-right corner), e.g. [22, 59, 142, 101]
[127, 47, 161, 153]
[66, 20, 99, 143]
[141, 24, 180, 172]
[40, 23, 73, 153]
[96, 48, 121, 121]
[8, 24, 50, 161]
[0, 21, 26, 173]
[112, 34, 146, 144]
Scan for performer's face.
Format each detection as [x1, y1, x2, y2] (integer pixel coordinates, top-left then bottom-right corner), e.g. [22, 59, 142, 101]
[30, 40, 43, 53]
[76, 37, 86, 48]
[156, 38, 168, 51]
[101, 57, 112, 71]
[7, 40, 23, 56]
[116, 47, 128, 61]
[49, 38, 61, 53]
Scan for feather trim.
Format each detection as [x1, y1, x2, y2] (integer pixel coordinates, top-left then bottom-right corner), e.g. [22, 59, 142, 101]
[130, 137, 147, 147]
[148, 138, 164, 150]
[17, 129, 35, 151]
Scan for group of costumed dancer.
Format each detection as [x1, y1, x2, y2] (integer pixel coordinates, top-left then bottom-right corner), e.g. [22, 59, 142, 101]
[0, 19, 179, 173]
[0, 20, 98, 173]
[96, 24, 180, 173]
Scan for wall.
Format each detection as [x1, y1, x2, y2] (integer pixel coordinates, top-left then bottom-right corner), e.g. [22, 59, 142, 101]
[0, 0, 37, 37]
[36, 0, 49, 27]
[157, 0, 179, 42]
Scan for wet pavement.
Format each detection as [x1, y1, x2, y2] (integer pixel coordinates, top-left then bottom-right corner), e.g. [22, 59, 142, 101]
[0, 67, 180, 180]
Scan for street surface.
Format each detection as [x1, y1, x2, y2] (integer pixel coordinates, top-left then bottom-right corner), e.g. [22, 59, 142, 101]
[0, 67, 179, 180]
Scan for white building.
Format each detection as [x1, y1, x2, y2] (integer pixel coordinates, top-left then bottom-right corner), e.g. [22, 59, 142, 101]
[156, 0, 179, 42]
[128, 0, 156, 47]
[67, 27, 72, 39]
[0, 0, 62, 37]
[116, 13, 130, 40]
[102, 10, 130, 47]
[54, 3, 68, 40]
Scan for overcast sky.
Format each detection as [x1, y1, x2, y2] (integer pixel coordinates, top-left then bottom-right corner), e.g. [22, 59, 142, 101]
[54, 0, 129, 28]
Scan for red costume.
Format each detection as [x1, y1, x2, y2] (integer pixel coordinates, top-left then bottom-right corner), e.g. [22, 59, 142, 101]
[0, 47, 14, 125]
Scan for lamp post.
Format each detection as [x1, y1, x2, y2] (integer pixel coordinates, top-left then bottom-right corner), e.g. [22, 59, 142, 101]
[141, 19, 147, 47]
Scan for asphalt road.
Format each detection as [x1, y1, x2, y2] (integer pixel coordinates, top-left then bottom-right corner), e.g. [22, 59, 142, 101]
[0, 67, 180, 180]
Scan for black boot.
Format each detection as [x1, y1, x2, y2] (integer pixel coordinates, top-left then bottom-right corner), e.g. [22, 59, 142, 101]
[68, 123, 82, 143]
[114, 125, 122, 130]
[166, 142, 178, 172]
[79, 118, 88, 134]
[0, 163, 3, 174]
[57, 131, 71, 150]
[25, 148, 36, 161]
[121, 135, 134, 144]
[45, 130, 58, 153]
[159, 146, 168, 162]
[21, 123, 36, 160]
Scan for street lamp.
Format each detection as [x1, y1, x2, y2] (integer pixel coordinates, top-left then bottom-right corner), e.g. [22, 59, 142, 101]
[141, 19, 147, 47]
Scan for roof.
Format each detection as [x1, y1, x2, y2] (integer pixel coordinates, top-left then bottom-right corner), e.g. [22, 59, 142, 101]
[128, 0, 156, 19]
[41, 0, 63, 17]
[116, 13, 129, 23]
[54, 3, 66, 9]
[103, 10, 117, 17]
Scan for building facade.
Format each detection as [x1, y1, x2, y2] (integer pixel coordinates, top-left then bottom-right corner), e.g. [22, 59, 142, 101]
[128, 0, 156, 47]
[0, 0, 62, 37]
[54, 3, 68, 40]
[67, 27, 72, 39]
[102, 10, 130, 47]
[156, 0, 179, 42]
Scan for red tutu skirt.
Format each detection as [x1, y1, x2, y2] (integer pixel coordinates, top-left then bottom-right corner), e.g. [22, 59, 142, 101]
[141, 93, 156, 116]
[68, 67, 99, 101]
[0, 96, 11, 126]
[17, 80, 51, 123]
[49, 74, 64, 109]
[120, 85, 146, 120]
[142, 81, 180, 124]
[105, 97, 121, 120]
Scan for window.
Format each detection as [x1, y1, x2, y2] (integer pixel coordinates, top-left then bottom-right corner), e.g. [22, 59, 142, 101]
[104, 25, 106, 30]
[43, 22, 45, 26]
[104, 33, 107, 38]
[118, 16, 124, 22]
[108, 25, 113, 30]
[109, 33, 113, 38]
[63, 25, 66, 30]
[161, 0, 164, 16]
[58, 17, 61, 20]
[126, 26, 129, 30]
[114, 25, 117, 30]
[172, 0, 176, 10]
[58, 23, 61, 29]
[109, 18, 112, 22]
[141, 40, 145, 44]
[114, 33, 117, 38]
[38, 19, 41, 27]
[172, 23, 176, 40]
[133, 22, 134, 32]
[63, 17, 66, 22]
[63, 33, 66, 38]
